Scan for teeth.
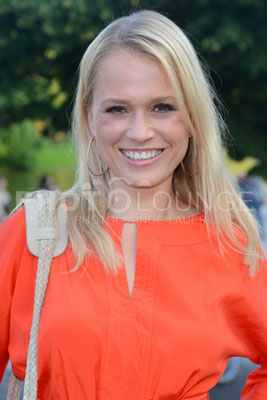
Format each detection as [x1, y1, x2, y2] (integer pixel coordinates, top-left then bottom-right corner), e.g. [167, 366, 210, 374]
[122, 150, 162, 160]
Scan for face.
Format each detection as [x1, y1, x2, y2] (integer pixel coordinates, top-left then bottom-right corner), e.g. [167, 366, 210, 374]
[87, 50, 191, 190]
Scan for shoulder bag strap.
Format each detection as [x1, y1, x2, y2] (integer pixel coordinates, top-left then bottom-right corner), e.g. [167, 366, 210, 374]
[6, 191, 68, 400]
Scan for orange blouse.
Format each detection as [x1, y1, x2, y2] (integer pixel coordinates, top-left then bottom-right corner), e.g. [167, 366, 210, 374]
[0, 207, 267, 400]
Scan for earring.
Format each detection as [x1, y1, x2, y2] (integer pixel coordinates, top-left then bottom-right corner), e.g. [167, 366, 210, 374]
[181, 160, 199, 177]
[86, 136, 109, 176]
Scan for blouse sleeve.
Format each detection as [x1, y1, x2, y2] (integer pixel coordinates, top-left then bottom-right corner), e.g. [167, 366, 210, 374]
[0, 207, 26, 381]
[240, 257, 267, 399]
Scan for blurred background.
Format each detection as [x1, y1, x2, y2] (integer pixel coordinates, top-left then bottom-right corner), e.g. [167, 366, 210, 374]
[0, 0, 266, 398]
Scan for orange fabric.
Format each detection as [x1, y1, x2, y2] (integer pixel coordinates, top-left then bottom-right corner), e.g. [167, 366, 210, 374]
[0, 207, 267, 400]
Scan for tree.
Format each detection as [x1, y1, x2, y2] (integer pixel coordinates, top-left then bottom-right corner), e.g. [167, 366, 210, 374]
[0, 0, 266, 175]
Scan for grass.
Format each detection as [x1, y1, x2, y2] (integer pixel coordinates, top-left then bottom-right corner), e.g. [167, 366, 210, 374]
[1, 136, 77, 209]
[36, 136, 76, 168]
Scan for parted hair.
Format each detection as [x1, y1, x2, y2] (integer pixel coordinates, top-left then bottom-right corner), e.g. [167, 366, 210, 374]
[64, 10, 263, 275]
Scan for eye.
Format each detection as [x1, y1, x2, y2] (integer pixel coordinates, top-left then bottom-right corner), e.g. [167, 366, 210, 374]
[105, 106, 127, 114]
[153, 103, 175, 112]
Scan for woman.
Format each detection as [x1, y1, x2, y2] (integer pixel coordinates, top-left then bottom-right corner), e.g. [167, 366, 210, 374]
[0, 10, 266, 400]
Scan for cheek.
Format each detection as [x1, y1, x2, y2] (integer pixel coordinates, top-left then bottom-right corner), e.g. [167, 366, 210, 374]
[95, 117, 126, 145]
[162, 115, 189, 144]
[94, 118, 122, 164]
[95, 118, 112, 145]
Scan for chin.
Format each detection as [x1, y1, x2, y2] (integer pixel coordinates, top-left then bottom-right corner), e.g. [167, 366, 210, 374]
[127, 178, 160, 188]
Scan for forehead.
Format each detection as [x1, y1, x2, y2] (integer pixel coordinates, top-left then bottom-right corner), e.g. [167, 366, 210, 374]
[92, 50, 175, 101]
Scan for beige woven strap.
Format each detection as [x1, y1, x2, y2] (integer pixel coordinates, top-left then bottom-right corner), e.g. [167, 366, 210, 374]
[4, 191, 59, 400]
[6, 370, 23, 400]
[5, 191, 56, 400]
[22, 192, 56, 400]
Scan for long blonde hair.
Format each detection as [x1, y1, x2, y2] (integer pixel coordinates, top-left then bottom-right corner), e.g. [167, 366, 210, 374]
[66, 10, 263, 275]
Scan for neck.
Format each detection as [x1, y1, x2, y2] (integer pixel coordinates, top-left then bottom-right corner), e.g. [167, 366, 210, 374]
[106, 179, 195, 221]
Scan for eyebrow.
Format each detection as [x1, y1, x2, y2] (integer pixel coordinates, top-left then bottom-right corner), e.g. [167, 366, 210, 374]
[100, 96, 177, 105]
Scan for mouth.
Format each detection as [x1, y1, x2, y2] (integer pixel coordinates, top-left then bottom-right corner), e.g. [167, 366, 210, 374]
[119, 149, 165, 161]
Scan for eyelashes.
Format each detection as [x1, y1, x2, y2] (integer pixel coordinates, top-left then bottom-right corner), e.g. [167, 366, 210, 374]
[105, 103, 176, 114]
[106, 106, 126, 114]
[154, 103, 175, 112]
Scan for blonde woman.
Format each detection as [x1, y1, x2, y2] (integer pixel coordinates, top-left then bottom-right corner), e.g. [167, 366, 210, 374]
[0, 10, 266, 400]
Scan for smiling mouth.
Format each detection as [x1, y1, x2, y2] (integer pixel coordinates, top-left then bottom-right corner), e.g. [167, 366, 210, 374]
[119, 149, 165, 161]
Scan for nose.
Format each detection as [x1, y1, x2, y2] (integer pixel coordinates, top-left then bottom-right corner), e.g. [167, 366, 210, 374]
[126, 112, 155, 142]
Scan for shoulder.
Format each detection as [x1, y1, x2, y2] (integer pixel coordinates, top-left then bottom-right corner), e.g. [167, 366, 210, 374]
[0, 206, 26, 244]
[0, 207, 28, 281]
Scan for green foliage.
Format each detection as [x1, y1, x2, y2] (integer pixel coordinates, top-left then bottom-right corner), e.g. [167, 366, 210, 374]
[0, 0, 112, 135]
[0, 0, 266, 175]
[36, 136, 76, 169]
[0, 120, 41, 170]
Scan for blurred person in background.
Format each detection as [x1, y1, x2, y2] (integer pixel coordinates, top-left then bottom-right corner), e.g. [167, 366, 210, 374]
[0, 175, 11, 225]
[238, 171, 265, 239]
[36, 175, 58, 191]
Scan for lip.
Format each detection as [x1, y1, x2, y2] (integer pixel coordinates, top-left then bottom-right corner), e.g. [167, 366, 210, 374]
[119, 148, 165, 167]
